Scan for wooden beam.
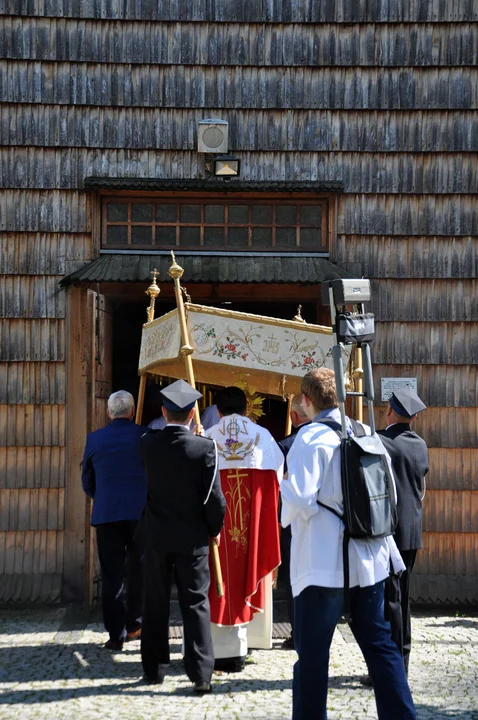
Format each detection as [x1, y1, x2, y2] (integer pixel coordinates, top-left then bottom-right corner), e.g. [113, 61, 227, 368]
[81, 282, 323, 302]
[63, 286, 91, 602]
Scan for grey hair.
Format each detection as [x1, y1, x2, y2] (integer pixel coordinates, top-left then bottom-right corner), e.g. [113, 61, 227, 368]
[108, 390, 135, 418]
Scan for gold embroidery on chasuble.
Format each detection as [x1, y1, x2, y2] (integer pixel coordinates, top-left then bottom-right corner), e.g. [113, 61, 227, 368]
[215, 416, 260, 462]
[224, 469, 251, 557]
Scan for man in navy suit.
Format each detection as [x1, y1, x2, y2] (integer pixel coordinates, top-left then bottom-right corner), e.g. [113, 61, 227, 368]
[378, 387, 429, 674]
[82, 390, 148, 651]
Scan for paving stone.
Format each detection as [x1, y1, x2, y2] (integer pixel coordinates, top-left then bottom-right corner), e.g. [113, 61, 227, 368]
[0, 610, 477, 719]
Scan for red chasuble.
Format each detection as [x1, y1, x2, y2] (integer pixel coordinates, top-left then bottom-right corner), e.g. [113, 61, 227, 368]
[209, 468, 280, 626]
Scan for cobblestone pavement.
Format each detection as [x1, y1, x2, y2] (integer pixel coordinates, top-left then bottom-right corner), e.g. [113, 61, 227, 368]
[0, 608, 477, 719]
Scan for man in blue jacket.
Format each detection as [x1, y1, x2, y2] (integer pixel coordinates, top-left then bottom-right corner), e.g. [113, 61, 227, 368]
[82, 390, 148, 651]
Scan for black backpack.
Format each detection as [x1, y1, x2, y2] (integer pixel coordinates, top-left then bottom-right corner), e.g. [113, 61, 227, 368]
[316, 418, 398, 615]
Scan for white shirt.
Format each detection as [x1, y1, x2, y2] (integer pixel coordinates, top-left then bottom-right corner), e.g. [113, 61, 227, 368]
[201, 404, 221, 431]
[148, 416, 166, 430]
[281, 407, 403, 597]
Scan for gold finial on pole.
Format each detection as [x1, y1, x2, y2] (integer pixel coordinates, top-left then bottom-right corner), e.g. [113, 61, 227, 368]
[168, 250, 183, 281]
[145, 268, 160, 322]
[293, 304, 306, 323]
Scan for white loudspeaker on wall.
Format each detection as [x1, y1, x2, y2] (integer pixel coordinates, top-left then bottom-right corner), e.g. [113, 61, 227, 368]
[198, 119, 229, 154]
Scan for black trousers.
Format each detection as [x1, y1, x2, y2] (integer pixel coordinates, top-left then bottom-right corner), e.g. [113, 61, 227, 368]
[141, 548, 214, 684]
[385, 548, 417, 674]
[96, 520, 143, 642]
[279, 525, 294, 639]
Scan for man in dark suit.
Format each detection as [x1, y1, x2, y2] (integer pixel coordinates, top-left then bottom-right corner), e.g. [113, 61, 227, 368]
[378, 387, 429, 674]
[140, 379, 226, 694]
[82, 390, 148, 651]
[278, 394, 311, 650]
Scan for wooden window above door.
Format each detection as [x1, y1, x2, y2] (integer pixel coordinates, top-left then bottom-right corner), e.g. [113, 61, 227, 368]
[102, 194, 330, 252]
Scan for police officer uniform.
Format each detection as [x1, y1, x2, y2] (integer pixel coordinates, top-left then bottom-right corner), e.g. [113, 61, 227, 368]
[378, 387, 429, 674]
[140, 380, 226, 691]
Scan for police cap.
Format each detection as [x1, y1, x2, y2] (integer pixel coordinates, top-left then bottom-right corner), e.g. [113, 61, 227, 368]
[160, 379, 202, 412]
[389, 387, 427, 419]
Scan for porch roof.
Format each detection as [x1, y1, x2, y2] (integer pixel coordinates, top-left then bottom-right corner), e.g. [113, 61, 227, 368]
[59, 252, 353, 286]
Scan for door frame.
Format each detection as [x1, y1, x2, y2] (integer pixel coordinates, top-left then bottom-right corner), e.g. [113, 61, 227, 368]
[63, 286, 113, 604]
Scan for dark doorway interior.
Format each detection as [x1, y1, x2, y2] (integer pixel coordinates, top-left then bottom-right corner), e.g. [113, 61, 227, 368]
[111, 296, 317, 439]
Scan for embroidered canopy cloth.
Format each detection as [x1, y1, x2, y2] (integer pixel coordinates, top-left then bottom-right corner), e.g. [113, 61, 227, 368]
[138, 303, 351, 397]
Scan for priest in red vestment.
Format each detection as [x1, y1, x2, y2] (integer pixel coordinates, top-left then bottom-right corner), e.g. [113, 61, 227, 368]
[206, 387, 284, 672]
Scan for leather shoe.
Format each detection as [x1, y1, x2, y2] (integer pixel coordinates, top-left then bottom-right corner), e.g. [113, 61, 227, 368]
[104, 639, 123, 651]
[194, 681, 212, 694]
[143, 666, 166, 685]
[214, 657, 245, 673]
[126, 628, 142, 642]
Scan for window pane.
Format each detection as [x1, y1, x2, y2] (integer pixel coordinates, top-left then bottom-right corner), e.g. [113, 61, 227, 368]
[204, 227, 225, 246]
[276, 205, 297, 225]
[252, 205, 272, 225]
[205, 205, 225, 223]
[106, 226, 128, 244]
[107, 203, 128, 221]
[300, 228, 321, 248]
[180, 226, 201, 246]
[276, 227, 297, 248]
[131, 226, 152, 245]
[228, 205, 249, 224]
[228, 228, 249, 247]
[300, 205, 322, 226]
[155, 226, 176, 246]
[251, 227, 272, 247]
[131, 203, 152, 222]
[180, 205, 201, 223]
[155, 204, 176, 222]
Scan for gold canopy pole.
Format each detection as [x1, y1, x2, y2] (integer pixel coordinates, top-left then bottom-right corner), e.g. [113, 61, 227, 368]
[285, 395, 293, 436]
[284, 305, 306, 435]
[135, 374, 147, 425]
[135, 269, 161, 425]
[354, 347, 364, 423]
[168, 251, 223, 598]
[168, 251, 202, 432]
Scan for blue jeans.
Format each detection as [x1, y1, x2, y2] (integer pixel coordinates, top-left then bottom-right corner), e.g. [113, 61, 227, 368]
[293, 582, 416, 720]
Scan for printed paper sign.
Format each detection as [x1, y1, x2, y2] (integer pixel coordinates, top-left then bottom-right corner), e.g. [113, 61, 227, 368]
[381, 377, 417, 402]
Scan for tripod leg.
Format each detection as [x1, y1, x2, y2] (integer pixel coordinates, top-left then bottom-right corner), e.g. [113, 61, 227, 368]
[362, 344, 376, 434]
[332, 345, 348, 436]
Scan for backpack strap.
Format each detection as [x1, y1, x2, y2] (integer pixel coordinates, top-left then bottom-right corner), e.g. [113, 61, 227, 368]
[316, 417, 357, 622]
[315, 418, 344, 519]
[318, 417, 366, 438]
[350, 419, 366, 437]
[342, 532, 351, 621]
[315, 418, 342, 438]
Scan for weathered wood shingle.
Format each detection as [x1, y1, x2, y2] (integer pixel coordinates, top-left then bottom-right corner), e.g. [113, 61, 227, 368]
[1, 63, 476, 109]
[336, 236, 478, 279]
[4, 107, 477, 152]
[2, 0, 477, 22]
[2, 148, 477, 193]
[2, 19, 477, 67]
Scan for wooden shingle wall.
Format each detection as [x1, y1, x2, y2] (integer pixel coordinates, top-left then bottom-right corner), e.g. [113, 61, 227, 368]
[1, 1, 477, 603]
